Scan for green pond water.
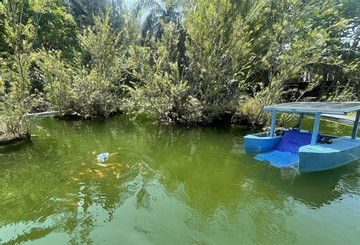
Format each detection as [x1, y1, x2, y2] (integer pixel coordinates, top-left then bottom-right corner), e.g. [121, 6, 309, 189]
[0, 115, 359, 245]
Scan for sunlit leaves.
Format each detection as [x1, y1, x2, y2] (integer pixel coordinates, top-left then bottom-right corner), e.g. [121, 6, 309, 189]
[126, 21, 193, 123]
[29, 0, 54, 13]
[0, 0, 42, 136]
[37, 10, 126, 119]
[184, 0, 254, 123]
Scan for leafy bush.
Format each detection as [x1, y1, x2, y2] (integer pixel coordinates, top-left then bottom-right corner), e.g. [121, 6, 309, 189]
[38, 12, 125, 119]
[126, 22, 195, 124]
[0, 0, 42, 137]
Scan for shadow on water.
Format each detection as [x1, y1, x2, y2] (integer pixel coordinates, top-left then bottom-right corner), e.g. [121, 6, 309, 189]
[259, 160, 360, 209]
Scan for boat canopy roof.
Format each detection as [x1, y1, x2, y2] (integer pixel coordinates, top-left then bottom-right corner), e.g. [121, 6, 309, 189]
[263, 102, 360, 115]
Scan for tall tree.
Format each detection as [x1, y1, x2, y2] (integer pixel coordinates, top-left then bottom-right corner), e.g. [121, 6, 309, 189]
[238, 0, 354, 126]
[185, 0, 254, 124]
[0, 0, 55, 138]
[135, 0, 182, 40]
[63, 0, 125, 30]
[38, 10, 126, 119]
[35, 3, 79, 59]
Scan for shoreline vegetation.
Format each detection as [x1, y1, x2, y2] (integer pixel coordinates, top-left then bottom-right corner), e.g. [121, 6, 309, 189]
[0, 133, 30, 145]
[1, 0, 360, 145]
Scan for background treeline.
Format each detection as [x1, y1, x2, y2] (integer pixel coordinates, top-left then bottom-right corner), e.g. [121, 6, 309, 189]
[0, 0, 359, 140]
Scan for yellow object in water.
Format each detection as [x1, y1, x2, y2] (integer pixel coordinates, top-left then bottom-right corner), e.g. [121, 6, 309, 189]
[97, 172, 104, 178]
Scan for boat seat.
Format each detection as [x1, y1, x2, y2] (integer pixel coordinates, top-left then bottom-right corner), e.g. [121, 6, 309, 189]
[255, 130, 320, 167]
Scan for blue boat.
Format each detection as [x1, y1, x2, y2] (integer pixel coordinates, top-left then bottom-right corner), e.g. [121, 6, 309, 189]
[244, 102, 360, 173]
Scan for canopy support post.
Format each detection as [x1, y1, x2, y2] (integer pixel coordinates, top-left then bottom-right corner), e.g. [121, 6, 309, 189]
[298, 113, 304, 130]
[270, 110, 277, 138]
[352, 111, 360, 139]
[311, 112, 321, 146]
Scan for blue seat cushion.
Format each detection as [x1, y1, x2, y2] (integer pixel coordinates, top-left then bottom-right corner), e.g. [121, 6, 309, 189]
[255, 130, 320, 167]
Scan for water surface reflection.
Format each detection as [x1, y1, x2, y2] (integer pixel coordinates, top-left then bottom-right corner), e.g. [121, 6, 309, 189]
[0, 116, 359, 244]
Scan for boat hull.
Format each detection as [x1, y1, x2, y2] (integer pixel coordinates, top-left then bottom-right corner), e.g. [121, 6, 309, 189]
[244, 133, 282, 153]
[299, 137, 360, 173]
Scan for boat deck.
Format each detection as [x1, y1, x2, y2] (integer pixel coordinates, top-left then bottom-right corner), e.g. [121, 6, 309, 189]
[254, 131, 360, 168]
[301, 137, 360, 153]
[255, 130, 317, 167]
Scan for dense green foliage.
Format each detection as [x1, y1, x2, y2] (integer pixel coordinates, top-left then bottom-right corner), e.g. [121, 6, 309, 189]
[0, 0, 359, 138]
[38, 12, 126, 119]
[0, 0, 47, 137]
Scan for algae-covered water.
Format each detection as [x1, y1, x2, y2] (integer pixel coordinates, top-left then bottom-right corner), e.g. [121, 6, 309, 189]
[0, 115, 359, 244]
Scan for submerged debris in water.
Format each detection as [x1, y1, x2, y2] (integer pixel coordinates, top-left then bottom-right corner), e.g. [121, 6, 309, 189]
[96, 153, 109, 162]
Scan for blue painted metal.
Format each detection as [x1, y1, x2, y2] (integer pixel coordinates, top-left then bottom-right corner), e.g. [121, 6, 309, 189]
[352, 111, 360, 139]
[311, 112, 321, 146]
[244, 133, 282, 153]
[299, 137, 360, 173]
[269, 110, 277, 138]
[298, 113, 304, 130]
[263, 102, 360, 115]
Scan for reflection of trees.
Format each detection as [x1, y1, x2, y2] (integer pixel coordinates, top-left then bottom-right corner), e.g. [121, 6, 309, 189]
[0, 115, 359, 244]
[129, 122, 298, 244]
[0, 116, 155, 244]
